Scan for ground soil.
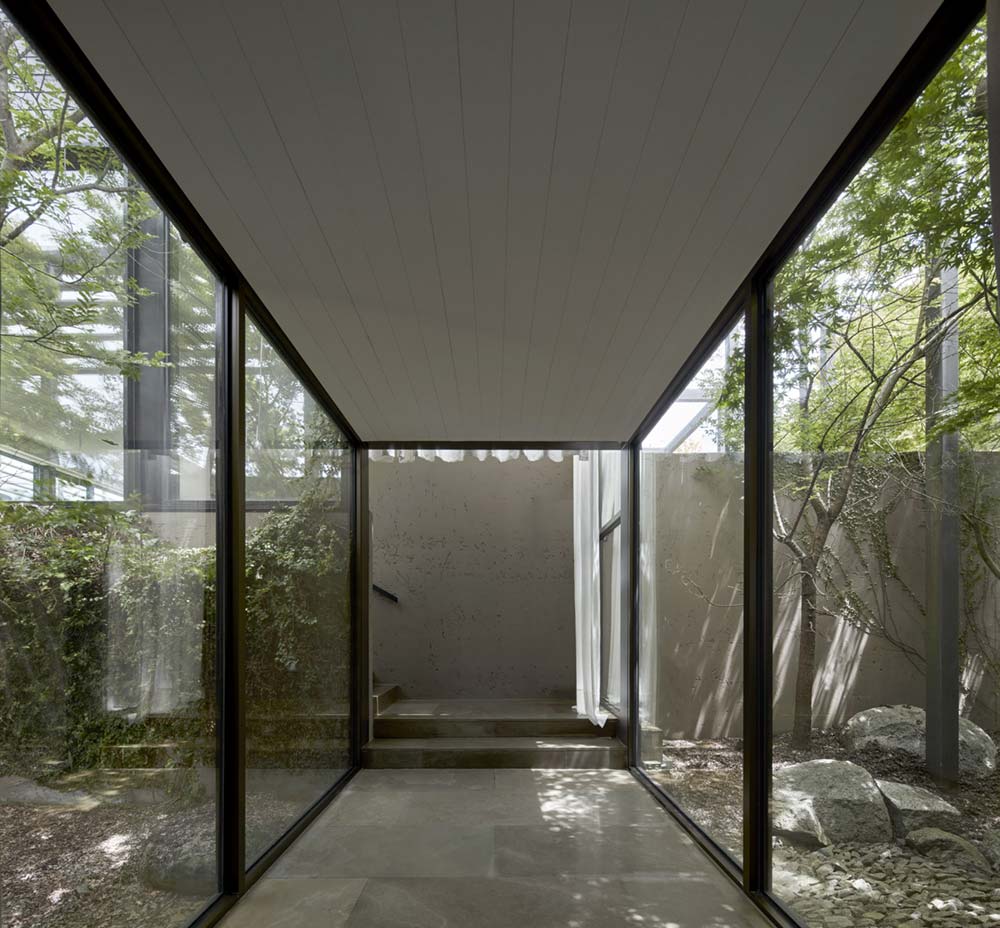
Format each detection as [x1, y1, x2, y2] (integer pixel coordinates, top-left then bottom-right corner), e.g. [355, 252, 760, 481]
[645, 727, 1000, 927]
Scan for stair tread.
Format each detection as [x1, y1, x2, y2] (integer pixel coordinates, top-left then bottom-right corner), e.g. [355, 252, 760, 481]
[365, 736, 622, 750]
[378, 699, 584, 721]
[379, 715, 596, 723]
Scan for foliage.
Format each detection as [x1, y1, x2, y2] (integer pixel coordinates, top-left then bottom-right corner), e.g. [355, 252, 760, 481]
[245, 489, 350, 710]
[0, 12, 225, 499]
[708, 20, 997, 744]
[0, 487, 351, 772]
[0, 502, 127, 765]
[0, 14, 167, 472]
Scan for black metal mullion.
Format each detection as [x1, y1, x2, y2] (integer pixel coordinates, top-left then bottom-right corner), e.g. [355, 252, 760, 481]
[353, 445, 371, 764]
[626, 441, 639, 767]
[217, 282, 246, 896]
[743, 277, 773, 896]
[123, 208, 171, 505]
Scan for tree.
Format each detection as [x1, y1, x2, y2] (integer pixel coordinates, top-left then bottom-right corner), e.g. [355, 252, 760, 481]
[719, 21, 996, 747]
[0, 13, 164, 491]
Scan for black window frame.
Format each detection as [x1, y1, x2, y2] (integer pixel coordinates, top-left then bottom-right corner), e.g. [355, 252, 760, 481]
[0, 5, 364, 925]
[628, 3, 989, 926]
[2, 1, 989, 927]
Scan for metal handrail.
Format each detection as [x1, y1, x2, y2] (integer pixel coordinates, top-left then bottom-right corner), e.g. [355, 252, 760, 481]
[372, 584, 398, 603]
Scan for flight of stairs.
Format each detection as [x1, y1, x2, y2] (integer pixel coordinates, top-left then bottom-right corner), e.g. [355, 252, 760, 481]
[362, 695, 625, 769]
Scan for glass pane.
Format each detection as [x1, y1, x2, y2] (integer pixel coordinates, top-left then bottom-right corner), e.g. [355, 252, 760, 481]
[637, 317, 745, 861]
[169, 225, 218, 500]
[244, 318, 353, 867]
[0, 11, 221, 923]
[599, 449, 621, 526]
[769, 19, 998, 924]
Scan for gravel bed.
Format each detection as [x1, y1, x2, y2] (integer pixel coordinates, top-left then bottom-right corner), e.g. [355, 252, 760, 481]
[775, 841, 1000, 927]
[0, 782, 307, 928]
[643, 728, 1000, 926]
[0, 802, 207, 928]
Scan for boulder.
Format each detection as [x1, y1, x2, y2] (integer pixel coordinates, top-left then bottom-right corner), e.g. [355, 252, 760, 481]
[875, 779, 961, 837]
[141, 809, 217, 896]
[980, 828, 1000, 872]
[772, 759, 893, 846]
[142, 805, 273, 895]
[844, 705, 996, 779]
[905, 827, 991, 873]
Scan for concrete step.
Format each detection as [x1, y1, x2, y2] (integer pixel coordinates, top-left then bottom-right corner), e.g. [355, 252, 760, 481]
[372, 684, 402, 715]
[99, 741, 208, 768]
[101, 737, 349, 769]
[362, 736, 626, 769]
[373, 716, 616, 739]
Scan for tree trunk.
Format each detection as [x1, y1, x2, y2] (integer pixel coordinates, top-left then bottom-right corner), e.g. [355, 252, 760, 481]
[793, 556, 818, 747]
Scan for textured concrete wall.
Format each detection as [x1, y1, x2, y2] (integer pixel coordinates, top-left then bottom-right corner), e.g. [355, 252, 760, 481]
[640, 452, 745, 741]
[643, 453, 1000, 740]
[370, 457, 575, 699]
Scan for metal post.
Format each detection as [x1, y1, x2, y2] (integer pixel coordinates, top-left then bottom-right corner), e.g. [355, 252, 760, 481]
[353, 445, 371, 762]
[217, 282, 246, 893]
[744, 278, 773, 894]
[925, 265, 961, 782]
[124, 209, 171, 503]
[625, 441, 640, 766]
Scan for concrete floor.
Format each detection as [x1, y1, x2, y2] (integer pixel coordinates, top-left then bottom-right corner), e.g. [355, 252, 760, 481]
[222, 768, 767, 927]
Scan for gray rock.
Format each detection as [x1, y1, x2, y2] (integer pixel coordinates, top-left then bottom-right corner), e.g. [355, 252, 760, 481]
[141, 805, 274, 895]
[0, 775, 98, 810]
[905, 828, 991, 873]
[844, 705, 996, 779]
[141, 809, 218, 895]
[875, 779, 961, 836]
[772, 759, 893, 846]
[979, 829, 1000, 872]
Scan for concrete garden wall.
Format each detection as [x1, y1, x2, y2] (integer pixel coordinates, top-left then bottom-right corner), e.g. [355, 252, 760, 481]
[644, 453, 1000, 740]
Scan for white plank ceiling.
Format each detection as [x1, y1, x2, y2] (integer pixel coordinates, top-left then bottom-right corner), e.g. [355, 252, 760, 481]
[50, 0, 940, 442]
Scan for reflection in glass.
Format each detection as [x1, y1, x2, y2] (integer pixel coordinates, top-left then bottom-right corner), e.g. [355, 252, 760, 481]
[243, 319, 353, 867]
[769, 19, 999, 924]
[637, 319, 745, 861]
[0, 11, 221, 923]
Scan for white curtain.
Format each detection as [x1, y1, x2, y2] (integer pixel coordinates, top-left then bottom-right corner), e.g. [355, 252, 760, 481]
[638, 449, 658, 753]
[574, 452, 608, 726]
[598, 449, 621, 524]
